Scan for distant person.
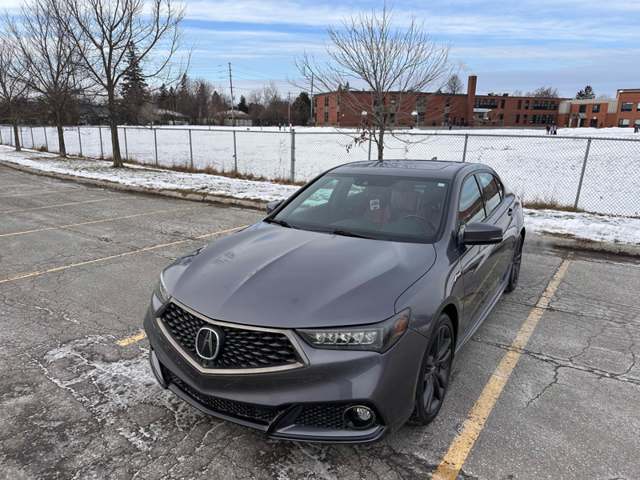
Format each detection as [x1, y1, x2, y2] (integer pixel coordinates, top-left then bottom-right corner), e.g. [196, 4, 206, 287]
[635, 124, 639, 134]
[545, 125, 551, 135]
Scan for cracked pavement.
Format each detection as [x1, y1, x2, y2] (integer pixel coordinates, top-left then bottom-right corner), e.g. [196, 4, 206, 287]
[1, 164, 639, 479]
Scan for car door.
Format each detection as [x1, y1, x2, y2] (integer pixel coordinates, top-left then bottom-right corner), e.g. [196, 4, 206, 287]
[475, 172, 515, 292]
[457, 175, 493, 334]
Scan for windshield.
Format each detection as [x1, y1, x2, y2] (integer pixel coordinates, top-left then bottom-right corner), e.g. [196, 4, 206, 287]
[271, 173, 449, 243]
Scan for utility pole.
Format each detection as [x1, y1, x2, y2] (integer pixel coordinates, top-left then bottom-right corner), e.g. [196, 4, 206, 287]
[309, 73, 315, 126]
[228, 62, 238, 171]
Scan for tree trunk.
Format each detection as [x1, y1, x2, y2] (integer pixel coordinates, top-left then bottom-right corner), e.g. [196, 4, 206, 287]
[377, 125, 385, 160]
[56, 112, 67, 157]
[107, 90, 123, 168]
[12, 121, 21, 152]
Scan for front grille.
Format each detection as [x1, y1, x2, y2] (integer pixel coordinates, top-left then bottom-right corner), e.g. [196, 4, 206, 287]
[166, 371, 280, 425]
[294, 404, 348, 430]
[160, 302, 301, 370]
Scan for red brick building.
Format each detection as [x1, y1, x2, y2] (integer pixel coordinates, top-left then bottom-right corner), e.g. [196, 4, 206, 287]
[313, 75, 564, 128]
[556, 89, 640, 128]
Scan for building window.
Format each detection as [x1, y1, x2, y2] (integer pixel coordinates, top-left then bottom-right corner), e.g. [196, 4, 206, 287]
[621, 102, 633, 112]
[515, 114, 520, 123]
[619, 119, 630, 127]
[523, 114, 528, 123]
[499, 113, 504, 121]
[517, 100, 522, 109]
[500, 99, 505, 109]
[524, 100, 529, 110]
[324, 96, 329, 107]
[592, 104, 600, 113]
[324, 111, 329, 123]
[637, 103, 640, 111]
[579, 105, 587, 113]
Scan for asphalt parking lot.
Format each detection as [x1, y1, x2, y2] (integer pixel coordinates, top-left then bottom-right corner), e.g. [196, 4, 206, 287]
[1, 163, 639, 480]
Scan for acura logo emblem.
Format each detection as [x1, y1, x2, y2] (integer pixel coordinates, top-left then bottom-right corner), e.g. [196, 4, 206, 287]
[195, 326, 223, 361]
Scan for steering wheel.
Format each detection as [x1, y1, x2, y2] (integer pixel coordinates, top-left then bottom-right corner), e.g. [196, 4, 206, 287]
[402, 214, 437, 233]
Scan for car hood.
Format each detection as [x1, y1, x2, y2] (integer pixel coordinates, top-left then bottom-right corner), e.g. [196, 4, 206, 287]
[170, 222, 436, 328]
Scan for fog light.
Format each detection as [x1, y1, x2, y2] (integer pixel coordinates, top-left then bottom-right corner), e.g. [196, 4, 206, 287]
[344, 405, 376, 430]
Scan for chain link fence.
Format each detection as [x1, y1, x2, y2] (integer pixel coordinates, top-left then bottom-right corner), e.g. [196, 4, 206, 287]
[1, 124, 639, 217]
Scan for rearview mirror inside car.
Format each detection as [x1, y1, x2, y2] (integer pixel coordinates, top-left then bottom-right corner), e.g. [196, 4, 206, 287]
[462, 223, 504, 245]
[266, 200, 283, 214]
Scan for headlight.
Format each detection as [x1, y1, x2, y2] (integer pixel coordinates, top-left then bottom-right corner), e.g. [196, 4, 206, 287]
[152, 272, 170, 304]
[298, 309, 410, 353]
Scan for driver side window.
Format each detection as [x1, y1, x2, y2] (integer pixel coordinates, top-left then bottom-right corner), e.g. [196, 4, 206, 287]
[459, 177, 485, 225]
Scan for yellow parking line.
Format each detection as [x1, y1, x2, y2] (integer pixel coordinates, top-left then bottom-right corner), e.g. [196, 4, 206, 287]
[432, 258, 571, 480]
[0, 225, 246, 285]
[0, 206, 195, 238]
[0, 198, 112, 214]
[116, 330, 147, 346]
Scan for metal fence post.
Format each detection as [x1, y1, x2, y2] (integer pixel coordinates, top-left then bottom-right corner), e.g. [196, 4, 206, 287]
[0, 127, 3, 144]
[188, 129, 193, 170]
[124, 127, 129, 160]
[232, 130, 238, 173]
[574, 138, 592, 209]
[77, 126, 83, 156]
[290, 128, 296, 182]
[368, 131, 373, 161]
[20, 127, 24, 148]
[462, 133, 469, 163]
[30, 126, 35, 149]
[154, 128, 159, 166]
[98, 126, 104, 159]
[43, 127, 48, 151]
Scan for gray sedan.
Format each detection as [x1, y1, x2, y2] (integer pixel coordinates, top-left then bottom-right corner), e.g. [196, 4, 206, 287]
[144, 159, 525, 443]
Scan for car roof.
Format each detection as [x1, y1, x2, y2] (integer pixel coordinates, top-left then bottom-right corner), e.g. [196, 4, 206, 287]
[331, 159, 482, 180]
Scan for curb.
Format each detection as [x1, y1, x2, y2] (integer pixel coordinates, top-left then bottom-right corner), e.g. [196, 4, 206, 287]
[2, 159, 639, 258]
[0, 160, 267, 211]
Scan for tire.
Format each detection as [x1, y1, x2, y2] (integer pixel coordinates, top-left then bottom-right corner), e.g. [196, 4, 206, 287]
[410, 314, 454, 426]
[504, 235, 523, 293]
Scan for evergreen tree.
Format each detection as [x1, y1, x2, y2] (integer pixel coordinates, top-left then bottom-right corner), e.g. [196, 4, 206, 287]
[157, 83, 169, 110]
[291, 92, 311, 125]
[576, 85, 595, 99]
[237, 95, 249, 113]
[120, 46, 149, 124]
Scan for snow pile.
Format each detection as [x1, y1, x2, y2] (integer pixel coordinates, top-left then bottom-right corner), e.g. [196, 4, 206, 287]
[524, 208, 640, 245]
[0, 147, 298, 202]
[1, 145, 638, 246]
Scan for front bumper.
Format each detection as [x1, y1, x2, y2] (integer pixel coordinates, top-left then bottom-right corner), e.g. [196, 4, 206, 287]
[144, 305, 428, 443]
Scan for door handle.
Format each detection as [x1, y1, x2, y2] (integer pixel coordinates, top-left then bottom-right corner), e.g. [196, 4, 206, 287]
[507, 207, 513, 216]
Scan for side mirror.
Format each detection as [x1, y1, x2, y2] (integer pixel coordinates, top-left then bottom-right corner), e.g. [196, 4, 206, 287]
[462, 223, 503, 245]
[266, 200, 283, 214]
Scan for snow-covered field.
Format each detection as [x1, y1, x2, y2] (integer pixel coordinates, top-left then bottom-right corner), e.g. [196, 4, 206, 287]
[1, 125, 639, 216]
[2, 145, 639, 246]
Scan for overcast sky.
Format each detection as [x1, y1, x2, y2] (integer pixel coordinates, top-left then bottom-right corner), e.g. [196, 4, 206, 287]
[4, 0, 640, 98]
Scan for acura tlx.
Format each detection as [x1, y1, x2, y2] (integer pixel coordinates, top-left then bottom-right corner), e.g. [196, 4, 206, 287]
[144, 159, 524, 443]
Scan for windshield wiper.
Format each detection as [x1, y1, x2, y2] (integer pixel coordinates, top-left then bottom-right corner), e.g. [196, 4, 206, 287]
[330, 229, 374, 239]
[264, 218, 293, 228]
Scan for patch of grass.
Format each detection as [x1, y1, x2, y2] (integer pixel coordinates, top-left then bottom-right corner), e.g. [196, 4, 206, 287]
[125, 159, 305, 186]
[523, 198, 583, 213]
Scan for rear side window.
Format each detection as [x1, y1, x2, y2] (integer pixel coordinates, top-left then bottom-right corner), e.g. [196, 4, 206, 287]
[476, 173, 502, 216]
[459, 177, 485, 224]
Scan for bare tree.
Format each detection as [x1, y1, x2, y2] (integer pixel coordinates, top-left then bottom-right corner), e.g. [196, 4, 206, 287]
[528, 86, 560, 98]
[297, 7, 450, 160]
[0, 39, 29, 151]
[6, 0, 80, 157]
[51, 0, 184, 167]
[445, 74, 464, 95]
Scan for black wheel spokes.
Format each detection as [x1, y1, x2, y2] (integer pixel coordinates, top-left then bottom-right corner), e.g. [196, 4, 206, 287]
[423, 325, 453, 415]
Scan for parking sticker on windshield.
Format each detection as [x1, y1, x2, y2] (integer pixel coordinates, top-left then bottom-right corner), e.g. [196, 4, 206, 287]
[370, 199, 380, 210]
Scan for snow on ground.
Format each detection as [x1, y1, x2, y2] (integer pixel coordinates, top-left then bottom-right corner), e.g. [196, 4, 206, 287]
[2, 124, 639, 217]
[1, 145, 638, 246]
[0, 147, 297, 202]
